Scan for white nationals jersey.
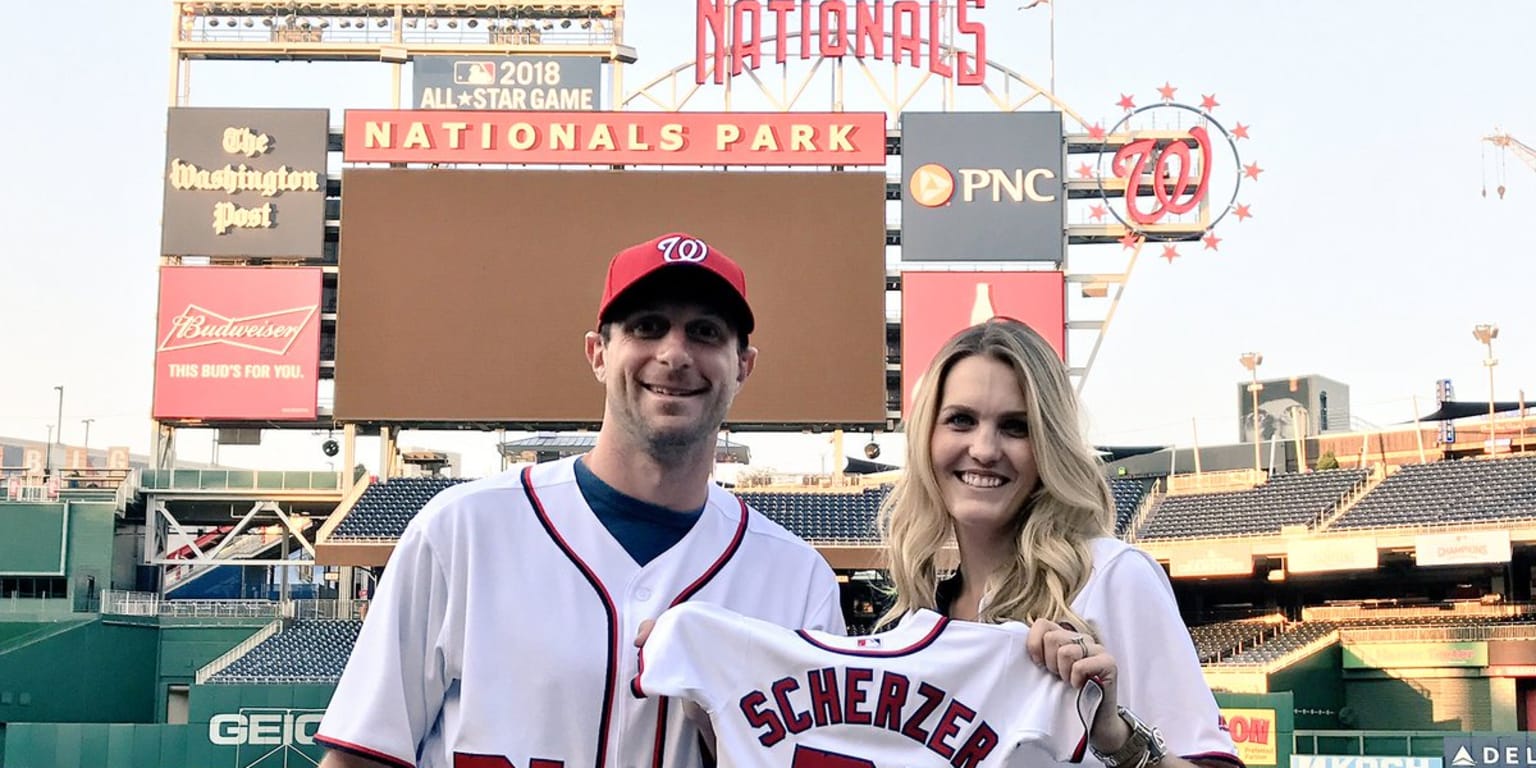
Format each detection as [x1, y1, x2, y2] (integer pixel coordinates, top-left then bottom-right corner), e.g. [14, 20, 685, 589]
[1064, 539, 1242, 768]
[633, 602, 1103, 768]
[316, 456, 845, 768]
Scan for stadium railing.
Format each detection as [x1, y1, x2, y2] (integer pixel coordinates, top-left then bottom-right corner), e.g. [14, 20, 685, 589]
[1294, 730, 1452, 758]
[1303, 601, 1536, 622]
[100, 590, 369, 621]
[138, 469, 342, 493]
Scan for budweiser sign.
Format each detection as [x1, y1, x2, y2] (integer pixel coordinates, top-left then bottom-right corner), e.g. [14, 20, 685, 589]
[153, 266, 322, 422]
[159, 304, 317, 355]
[695, 0, 987, 85]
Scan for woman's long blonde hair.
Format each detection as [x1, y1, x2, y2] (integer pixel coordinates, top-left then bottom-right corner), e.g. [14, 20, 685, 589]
[878, 319, 1113, 631]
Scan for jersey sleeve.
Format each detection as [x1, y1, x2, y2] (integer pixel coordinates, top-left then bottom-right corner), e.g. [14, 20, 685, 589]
[316, 522, 452, 768]
[1003, 630, 1104, 765]
[806, 563, 848, 635]
[632, 602, 744, 713]
[1090, 548, 1242, 767]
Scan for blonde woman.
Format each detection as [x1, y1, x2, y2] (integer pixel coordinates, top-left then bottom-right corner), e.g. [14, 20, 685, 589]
[880, 318, 1241, 768]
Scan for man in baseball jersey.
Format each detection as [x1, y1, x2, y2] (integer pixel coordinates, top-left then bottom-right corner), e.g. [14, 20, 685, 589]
[316, 232, 846, 768]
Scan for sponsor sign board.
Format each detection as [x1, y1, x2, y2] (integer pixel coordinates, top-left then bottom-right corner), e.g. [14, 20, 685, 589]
[153, 267, 322, 421]
[1293, 757, 1442, 768]
[900, 112, 1065, 262]
[412, 55, 602, 110]
[1415, 530, 1512, 567]
[1442, 733, 1536, 768]
[1221, 708, 1278, 767]
[898, 271, 1064, 415]
[1286, 536, 1378, 574]
[1169, 542, 1255, 578]
[343, 110, 887, 166]
[162, 108, 328, 258]
[209, 708, 325, 768]
[1341, 641, 1487, 669]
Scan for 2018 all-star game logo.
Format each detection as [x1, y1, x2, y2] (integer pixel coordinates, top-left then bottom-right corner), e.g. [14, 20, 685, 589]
[1081, 83, 1263, 264]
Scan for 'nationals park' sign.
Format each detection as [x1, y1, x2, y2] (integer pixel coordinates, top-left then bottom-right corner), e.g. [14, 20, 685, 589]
[342, 111, 887, 166]
[696, 0, 988, 85]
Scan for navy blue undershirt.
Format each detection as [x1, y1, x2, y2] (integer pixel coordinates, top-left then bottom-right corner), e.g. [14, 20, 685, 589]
[573, 457, 703, 566]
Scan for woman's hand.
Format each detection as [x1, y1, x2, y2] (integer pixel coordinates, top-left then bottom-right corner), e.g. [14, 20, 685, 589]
[1026, 618, 1131, 754]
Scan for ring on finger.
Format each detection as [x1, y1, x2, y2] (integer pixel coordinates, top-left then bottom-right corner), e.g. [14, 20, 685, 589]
[1070, 635, 1091, 656]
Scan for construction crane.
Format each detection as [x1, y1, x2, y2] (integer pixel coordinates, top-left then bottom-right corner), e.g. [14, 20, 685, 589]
[1483, 130, 1536, 198]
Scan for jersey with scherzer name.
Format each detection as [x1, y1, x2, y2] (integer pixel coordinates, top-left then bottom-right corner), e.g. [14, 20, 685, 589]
[633, 602, 1102, 768]
[314, 456, 845, 768]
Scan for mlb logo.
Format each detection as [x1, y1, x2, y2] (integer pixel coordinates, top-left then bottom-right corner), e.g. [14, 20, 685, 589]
[856, 638, 881, 648]
[454, 61, 496, 85]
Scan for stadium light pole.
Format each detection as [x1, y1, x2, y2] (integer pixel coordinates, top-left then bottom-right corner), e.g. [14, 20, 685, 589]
[51, 385, 64, 476]
[1240, 353, 1264, 473]
[1474, 324, 1499, 452]
[81, 418, 94, 465]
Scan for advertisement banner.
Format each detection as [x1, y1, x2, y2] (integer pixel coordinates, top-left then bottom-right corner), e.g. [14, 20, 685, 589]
[412, 55, 602, 110]
[1169, 542, 1255, 578]
[1415, 530, 1512, 567]
[900, 112, 1065, 262]
[162, 108, 328, 258]
[1221, 708, 1278, 767]
[153, 267, 322, 421]
[1341, 641, 1487, 669]
[342, 110, 887, 166]
[899, 271, 1064, 414]
[1293, 757, 1442, 768]
[1286, 536, 1378, 574]
[1442, 733, 1536, 768]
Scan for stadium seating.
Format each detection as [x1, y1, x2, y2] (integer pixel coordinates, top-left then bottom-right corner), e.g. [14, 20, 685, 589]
[207, 619, 363, 683]
[1329, 455, 1536, 530]
[1215, 620, 1339, 666]
[1110, 478, 1156, 537]
[331, 477, 471, 539]
[1187, 618, 1278, 663]
[1136, 469, 1368, 540]
[737, 486, 891, 543]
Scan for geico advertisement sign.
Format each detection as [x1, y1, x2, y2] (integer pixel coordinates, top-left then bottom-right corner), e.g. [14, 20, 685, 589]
[908, 163, 1058, 207]
[210, 710, 324, 746]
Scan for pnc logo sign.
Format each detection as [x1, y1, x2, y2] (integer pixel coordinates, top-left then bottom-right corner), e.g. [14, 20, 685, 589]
[907, 163, 1057, 208]
[909, 163, 955, 207]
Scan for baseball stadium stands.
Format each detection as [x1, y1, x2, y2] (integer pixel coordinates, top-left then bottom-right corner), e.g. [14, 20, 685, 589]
[1135, 468, 1369, 540]
[738, 486, 889, 543]
[205, 619, 363, 684]
[330, 476, 471, 539]
[1329, 455, 1536, 530]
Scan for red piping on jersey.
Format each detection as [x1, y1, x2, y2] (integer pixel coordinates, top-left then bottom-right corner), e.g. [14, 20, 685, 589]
[525, 465, 619, 768]
[793, 615, 950, 658]
[1185, 752, 1246, 768]
[314, 734, 415, 768]
[648, 497, 750, 768]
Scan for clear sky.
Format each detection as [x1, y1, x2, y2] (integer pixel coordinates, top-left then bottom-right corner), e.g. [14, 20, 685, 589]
[2, 0, 1533, 477]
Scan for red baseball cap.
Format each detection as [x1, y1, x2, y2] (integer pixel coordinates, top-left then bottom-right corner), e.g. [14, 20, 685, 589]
[596, 232, 755, 335]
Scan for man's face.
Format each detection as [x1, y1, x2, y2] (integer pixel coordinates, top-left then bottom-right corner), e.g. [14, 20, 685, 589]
[586, 301, 756, 459]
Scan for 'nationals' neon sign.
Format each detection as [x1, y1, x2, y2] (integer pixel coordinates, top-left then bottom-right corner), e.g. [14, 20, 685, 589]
[696, 0, 987, 85]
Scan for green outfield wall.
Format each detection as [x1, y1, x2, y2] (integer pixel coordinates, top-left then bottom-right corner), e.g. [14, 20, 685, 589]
[4, 684, 336, 768]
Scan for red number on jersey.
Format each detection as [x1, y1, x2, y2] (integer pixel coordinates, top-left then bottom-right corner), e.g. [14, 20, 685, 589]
[454, 754, 564, 768]
[791, 744, 876, 768]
